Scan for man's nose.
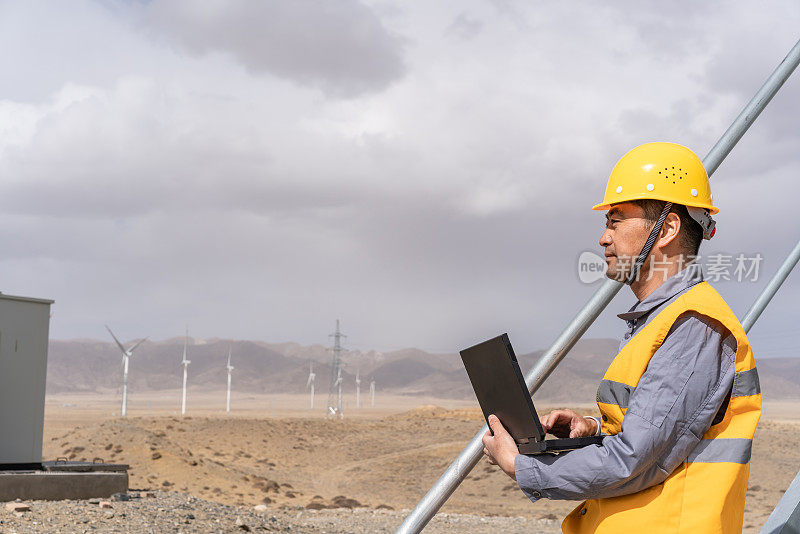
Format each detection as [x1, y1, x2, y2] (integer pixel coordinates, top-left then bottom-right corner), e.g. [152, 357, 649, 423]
[599, 228, 612, 247]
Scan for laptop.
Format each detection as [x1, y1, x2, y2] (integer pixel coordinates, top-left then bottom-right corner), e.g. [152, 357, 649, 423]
[460, 333, 604, 455]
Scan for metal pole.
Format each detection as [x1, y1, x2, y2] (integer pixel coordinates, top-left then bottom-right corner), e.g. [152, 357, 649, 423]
[703, 38, 800, 176]
[396, 37, 800, 534]
[741, 238, 800, 333]
[760, 467, 800, 533]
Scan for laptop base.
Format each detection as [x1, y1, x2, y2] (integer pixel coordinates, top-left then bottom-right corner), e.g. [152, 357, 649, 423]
[518, 435, 605, 455]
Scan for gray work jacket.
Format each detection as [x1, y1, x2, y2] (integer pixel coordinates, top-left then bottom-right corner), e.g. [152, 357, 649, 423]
[515, 263, 737, 501]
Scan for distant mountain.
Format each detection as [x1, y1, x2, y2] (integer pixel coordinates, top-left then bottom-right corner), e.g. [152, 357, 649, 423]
[756, 357, 800, 399]
[45, 337, 800, 401]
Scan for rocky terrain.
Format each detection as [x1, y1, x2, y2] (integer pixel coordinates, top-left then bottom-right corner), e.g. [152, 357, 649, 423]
[0, 491, 563, 533]
[35, 400, 799, 533]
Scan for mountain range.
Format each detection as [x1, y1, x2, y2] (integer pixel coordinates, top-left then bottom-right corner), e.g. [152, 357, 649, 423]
[45, 337, 800, 403]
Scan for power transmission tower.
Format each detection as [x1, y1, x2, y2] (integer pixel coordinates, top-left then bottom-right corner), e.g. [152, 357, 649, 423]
[326, 319, 346, 419]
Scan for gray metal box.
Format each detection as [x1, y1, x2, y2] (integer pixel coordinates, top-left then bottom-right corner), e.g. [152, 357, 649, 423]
[0, 294, 53, 464]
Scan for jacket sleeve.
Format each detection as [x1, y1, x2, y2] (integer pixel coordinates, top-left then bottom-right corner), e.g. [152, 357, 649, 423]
[514, 311, 736, 502]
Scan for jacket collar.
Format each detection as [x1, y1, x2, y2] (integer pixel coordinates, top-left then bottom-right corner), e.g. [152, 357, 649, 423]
[617, 262, 704, 322]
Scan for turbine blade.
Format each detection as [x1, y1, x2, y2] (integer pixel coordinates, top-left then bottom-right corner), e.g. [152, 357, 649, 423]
[105, 325, 128, 354]
[128, 337, 148, 354]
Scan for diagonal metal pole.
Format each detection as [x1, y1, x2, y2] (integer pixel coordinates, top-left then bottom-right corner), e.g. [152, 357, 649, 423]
[741, 238, 800, 333]
[397, 37, 800, 534]
[759, 467, 800, 533]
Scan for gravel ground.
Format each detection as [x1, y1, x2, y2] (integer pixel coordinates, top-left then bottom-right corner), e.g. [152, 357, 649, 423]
[0, 492, 562, 533]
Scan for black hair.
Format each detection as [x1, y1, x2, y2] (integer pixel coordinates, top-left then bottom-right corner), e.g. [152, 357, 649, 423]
[630, 200, 703, 256]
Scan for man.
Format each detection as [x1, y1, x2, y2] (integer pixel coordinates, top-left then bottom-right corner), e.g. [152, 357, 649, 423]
[482, 142, 761, 533]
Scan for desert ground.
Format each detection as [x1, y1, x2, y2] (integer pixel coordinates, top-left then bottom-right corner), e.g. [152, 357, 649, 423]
[35, 390, 800, 532]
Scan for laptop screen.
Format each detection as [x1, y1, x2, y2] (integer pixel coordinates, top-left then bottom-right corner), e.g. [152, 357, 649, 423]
[459, 334, 546, 445]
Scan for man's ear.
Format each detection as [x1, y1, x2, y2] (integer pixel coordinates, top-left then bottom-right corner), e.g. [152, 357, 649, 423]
[657, 212, 681, 249]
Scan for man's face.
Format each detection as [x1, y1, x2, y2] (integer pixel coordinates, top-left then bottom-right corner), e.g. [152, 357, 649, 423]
[599, 203, 650, 281]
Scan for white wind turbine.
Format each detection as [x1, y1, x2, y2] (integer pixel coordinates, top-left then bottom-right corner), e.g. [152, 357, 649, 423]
[105, 325, 148, 417]
[181, 327, 191, 416]
[225, 345, 234, 413]
[355, 368, 361, 409]
[370, 376, 375, 407]
[306, 362, 316, 409]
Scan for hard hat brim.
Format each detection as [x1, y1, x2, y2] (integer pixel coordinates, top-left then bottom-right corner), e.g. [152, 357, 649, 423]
[592, 198, 719, 215]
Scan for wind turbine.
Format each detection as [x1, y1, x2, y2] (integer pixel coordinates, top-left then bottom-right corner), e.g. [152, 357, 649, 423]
[181, 327, 191, 416]
[370, 376, 375, 408]
[306, 361, 316, 409]
[105, 325, 148, 417]
[225, 345, 234, 413]
[355, 368, 361, 409]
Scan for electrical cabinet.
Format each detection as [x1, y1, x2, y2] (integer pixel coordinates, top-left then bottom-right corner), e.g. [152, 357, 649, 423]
[0, 294, 53, 465]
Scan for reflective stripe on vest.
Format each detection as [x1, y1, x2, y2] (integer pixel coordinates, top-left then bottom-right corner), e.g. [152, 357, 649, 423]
[596, 367, 761, 408]
[686, 438, 752, 464]
[563, 282, 762, 534]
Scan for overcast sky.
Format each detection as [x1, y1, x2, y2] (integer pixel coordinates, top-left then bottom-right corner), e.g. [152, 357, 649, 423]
[1, 1, 799, 358]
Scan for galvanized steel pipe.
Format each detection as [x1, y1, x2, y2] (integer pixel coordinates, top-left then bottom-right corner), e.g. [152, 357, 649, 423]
[396, 36, 800, 534]
[741, 238, 800, 333]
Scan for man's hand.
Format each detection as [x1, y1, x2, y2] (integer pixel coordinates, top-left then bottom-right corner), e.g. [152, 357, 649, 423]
[482, 414, 519, 480]
[539, 409, 598, 438]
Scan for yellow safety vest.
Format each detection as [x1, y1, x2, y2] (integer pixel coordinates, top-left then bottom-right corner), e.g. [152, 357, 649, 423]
[562, 281, 761, 533]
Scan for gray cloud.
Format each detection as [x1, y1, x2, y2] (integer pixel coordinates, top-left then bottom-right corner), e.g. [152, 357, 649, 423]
[142, 0, 406, 98]
[0, 1, 798, 361]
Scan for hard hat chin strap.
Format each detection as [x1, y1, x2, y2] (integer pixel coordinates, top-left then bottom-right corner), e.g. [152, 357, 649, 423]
[687, 206, 716, 240]
[627, 201, 673, 285]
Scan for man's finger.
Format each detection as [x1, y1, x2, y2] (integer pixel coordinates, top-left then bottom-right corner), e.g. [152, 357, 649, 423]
[540, 414, 552, 430]
[487, 414, 506, 435]
[547, 410, 563, 430]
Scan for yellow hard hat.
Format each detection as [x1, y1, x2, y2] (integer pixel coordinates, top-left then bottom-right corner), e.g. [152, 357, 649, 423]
[592, 142, 718, 215]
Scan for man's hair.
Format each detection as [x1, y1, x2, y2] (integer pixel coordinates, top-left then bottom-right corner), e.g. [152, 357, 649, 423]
[631, 199, 703, 256]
